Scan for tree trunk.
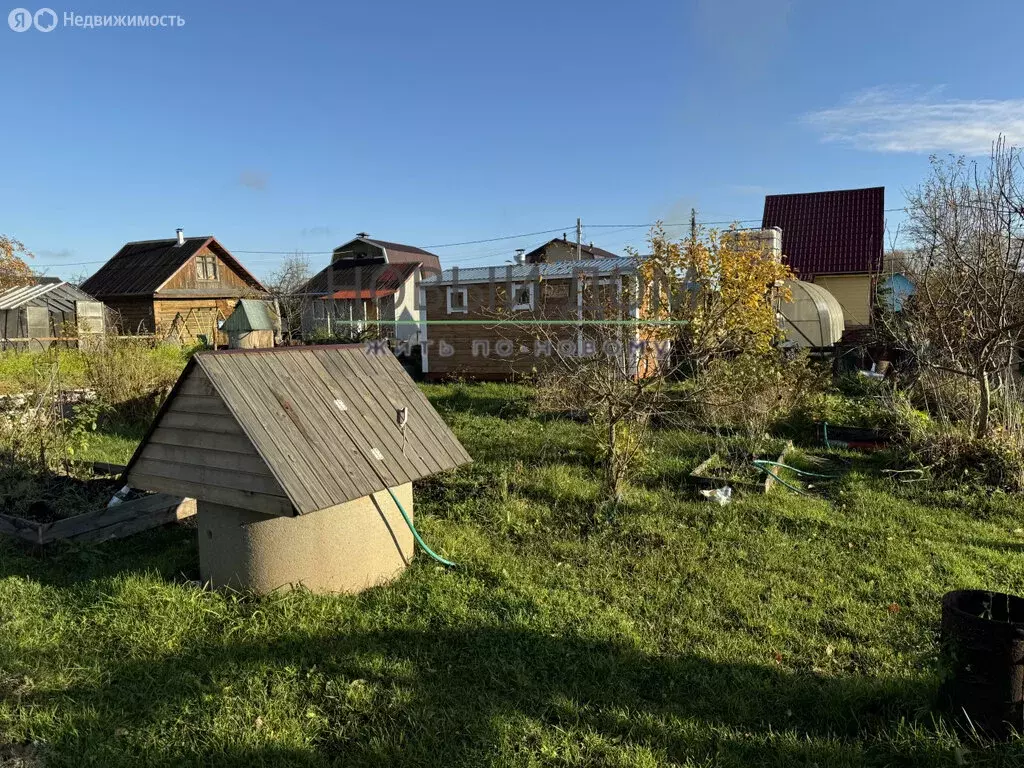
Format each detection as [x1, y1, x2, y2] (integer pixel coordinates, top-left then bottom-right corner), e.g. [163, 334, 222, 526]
[977, 370, 991, 439]
[605, 415, 618, 497]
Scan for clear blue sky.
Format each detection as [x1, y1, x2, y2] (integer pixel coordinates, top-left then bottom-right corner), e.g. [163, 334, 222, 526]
[3, 0, 1022, 281]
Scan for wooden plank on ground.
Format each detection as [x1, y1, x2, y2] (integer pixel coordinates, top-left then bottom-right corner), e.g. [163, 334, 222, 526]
[92, 461, 128, 475]
[41, 494, 195, 543]
[66, 498, 196, 545]
[0, 514, 42, 544]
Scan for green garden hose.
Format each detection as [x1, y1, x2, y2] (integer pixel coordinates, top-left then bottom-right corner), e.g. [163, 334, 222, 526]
[751, 460, 841, 497]
[385, 487, 458, 568]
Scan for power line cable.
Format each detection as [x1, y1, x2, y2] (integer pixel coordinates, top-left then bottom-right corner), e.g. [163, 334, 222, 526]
[28, 208, 927, 269]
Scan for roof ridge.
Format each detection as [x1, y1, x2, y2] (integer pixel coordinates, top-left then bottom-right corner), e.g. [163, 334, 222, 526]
[120, 235, 213, 246]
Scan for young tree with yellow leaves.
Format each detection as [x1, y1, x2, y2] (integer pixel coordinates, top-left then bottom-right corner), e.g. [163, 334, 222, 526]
[636, 220, 793, 371]
[0, 235, 34, 293]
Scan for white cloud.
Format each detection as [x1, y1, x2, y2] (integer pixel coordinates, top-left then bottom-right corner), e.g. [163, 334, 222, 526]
[803, 87, 1024, 155]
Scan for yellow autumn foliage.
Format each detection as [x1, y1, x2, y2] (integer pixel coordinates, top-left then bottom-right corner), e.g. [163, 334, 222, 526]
[637, 222, 792, 366]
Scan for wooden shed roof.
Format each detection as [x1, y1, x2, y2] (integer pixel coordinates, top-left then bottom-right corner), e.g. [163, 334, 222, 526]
[124, 345, 471, 515]
[220, 299, 278, 332]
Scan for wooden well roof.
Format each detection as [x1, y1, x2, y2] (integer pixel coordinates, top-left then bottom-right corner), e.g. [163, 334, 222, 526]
[124, 345, 472, 516]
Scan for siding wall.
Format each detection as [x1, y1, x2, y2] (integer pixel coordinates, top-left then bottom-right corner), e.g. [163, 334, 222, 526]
[812, 274, 872, 328]
[126, 367, 294, 516]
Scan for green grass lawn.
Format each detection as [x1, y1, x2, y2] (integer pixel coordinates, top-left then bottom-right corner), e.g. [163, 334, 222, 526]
[2, 382, 1024, 766]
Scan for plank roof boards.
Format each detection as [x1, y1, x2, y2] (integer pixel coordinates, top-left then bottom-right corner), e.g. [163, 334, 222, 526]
[124, 345, 472, 516]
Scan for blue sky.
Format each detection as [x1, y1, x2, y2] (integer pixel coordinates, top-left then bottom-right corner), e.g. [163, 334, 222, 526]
[3, 0, 1023, 280]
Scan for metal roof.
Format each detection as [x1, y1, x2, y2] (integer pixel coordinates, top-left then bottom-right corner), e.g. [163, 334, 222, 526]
[81, 236, 267, 297]
[332, 237, 442, 275]
[0, 281, 97, 312]
[303, 261, 419, 299]
[762, 187, 884, 277]
[221, 299, 278, 332]
[124, 345, 472, 515]
[421, 257, 639, 286]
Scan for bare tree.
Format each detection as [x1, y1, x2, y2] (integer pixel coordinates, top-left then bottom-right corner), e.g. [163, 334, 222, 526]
[891, 137, 1024, 437]
[264, 252, 311, 342]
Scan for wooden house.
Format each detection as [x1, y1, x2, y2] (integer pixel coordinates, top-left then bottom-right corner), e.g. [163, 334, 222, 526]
[300, 260, 421, 343]
[121, 345, 471, 594]
[418, 258, 648, 381]
[0, 280, 104, 349]
[302, 235, 442, 344]
[523, 236, 622, 264]
[762, 187, 884, 331]
[81, 230, 267, 344]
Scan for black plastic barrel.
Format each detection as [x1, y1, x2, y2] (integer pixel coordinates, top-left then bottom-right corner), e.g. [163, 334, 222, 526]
[940, 589, 1024, 738]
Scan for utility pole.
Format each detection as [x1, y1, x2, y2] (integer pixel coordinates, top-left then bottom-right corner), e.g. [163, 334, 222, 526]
[576, 217, 582, 261]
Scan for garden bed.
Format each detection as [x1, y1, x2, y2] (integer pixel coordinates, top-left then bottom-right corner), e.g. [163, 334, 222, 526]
[690, 440, 793, 494]
[0, 461, 195, 545]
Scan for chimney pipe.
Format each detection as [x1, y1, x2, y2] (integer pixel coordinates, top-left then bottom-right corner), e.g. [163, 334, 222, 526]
[175, 228, 184, 247]
[356, 232, 369, 238]
[514, 248, 526, 265]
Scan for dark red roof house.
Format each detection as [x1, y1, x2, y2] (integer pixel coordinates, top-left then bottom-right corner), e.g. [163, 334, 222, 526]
[761, 186, 884, 328]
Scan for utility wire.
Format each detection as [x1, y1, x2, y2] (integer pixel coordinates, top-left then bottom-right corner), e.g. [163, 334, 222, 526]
[28, 208, 925, 269]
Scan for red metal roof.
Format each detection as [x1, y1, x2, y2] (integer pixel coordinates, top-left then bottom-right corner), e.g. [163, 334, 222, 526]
[305, 261, 418, 299]
[761, 187, 884, 278]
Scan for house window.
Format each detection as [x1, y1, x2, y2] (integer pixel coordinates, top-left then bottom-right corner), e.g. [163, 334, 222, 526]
[446, 286, 468, 314]
[511, 282, 534, 311]
[196, 254, 218, 280]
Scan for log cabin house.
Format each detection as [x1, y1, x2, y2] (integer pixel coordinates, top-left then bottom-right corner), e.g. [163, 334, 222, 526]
[81, 230, 268, 344]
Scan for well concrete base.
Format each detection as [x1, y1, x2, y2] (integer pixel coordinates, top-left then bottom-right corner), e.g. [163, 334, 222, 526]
[197, 483, 414, 594]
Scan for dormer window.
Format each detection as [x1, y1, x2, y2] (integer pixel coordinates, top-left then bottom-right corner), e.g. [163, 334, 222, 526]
[196, 254, 218, 280]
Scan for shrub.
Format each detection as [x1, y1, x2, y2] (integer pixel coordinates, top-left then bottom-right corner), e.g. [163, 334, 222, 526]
[82, 339, 193, 423]
[902, 424, 1024, 492]
[686, 352, 825, 452]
